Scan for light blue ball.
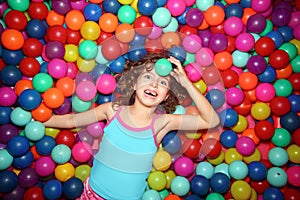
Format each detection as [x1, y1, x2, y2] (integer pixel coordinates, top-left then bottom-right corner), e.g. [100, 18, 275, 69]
[170, 176, 190, 196]
[10, 107, 32, 126]
[51, 144, 72, 164]
[72, 95, 92, 113]
[196, 161, 214, 179]
[152, 7, 172, 28]
[141, 189, 161, 200]
[229, 160, 249, 180]
[268, 147, 289, 166]
[0, 149, 13, 170]
[267, 167, 287, 187]
[24, 121, 45, 141]
[232, 50, 250, 68]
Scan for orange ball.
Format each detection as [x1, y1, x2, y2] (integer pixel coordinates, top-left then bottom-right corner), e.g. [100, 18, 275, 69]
[115, 23, 135, 43]
[241, 8, 256, 25]
[165, 194, 181, 200]
[238, 72, 258, 90]
[186, 105, 200, 115]
[31, 102, 53, 122]
[161, 32, 181, 49]
[15, 80, 33, 96]
[214, 51, 232, 70]
[46, 10, 65, 26]
[242, 128, 260, 145]
[65, 10, 85, 31]
[276, 64, 292, 79]
[204, 5, 225, 26]
[56, 77, 75, 97]
[99, 13, 118, 33]
[1, 29, 24, 50]
[43, 88, 65, 109]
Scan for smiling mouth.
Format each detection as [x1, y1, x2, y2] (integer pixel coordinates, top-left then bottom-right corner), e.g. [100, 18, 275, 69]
[144, 89, 158, 98]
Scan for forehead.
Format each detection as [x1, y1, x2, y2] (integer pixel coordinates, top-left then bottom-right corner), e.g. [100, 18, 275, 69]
[140, 67, 171, 80]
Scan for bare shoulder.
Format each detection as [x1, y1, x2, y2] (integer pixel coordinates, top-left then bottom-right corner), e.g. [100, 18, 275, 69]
[95, 102, 117, 121]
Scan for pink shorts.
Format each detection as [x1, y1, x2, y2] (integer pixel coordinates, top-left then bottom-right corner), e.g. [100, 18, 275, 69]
[77, 177, 106, 200]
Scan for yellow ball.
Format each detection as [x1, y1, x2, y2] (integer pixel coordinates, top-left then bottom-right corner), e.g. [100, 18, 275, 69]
[64, 44, 79, 62]
[194, 79, 207, 94]
[147, 171, 167, 191]
[231, 180, 252, 200]
[80, 21, 101, 41]
[153, 150, 172, 171]
[287, 144, 300, 164]
[130, 0, 139, 12]
[207, 151, 225, 165]
[164, 170, 176, 189]
[75, 164, 91, 182]
[231, 115, 248, 133]
[225, 148, 243, 164]
[290, 39, 300, 54]
[118, 0, 134, 4]
[45, 128, 60, 138]
[77, 57, 96, 72]
[243, 148, 261, 164]
[251, 102, 271, 120]
[55, 163, 75, 182]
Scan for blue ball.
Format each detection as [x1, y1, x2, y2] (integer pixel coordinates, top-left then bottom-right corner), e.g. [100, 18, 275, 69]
[240, 0, 252, 7]
[161, 131, 182, 154]
[83, 3, 102, 21]
[0, 65, 22, 86]
[63, 177, 84, 199]
[109, 55, 126, 73]
[190, 175, 210, 196]
[277, 26, 293, 42]
[225, 3, 243, 18]
[170, 45, 186, 63]
[97, 94, 115, 105]
[177, 8, 189, 25]
[90, 63, 111, 80]
[26, 19, 47, 39]
[210, 173, 230, 193]
[137, 0, 158, 16]
[258, 65, 276, 83]
[129, 33, 146, 46]
[263, 187, 284, 200]
[7, 136, 30, 157]
[36, 136, 56, 155]
[280, 111, 300, 133]
[19, 89, 42, 110]
[43, 179, 63, 200]
[288, 94, 300, 112]
[248, 161, 267, 181]
[206, 89, 225, 109]
[220, 130, 238, 148]
[0, 170, 18, 193]
[185, 194, 203, 200]
[127, 46, 147, 62]
[1, 49, 24, 65]
[102, 0, 121, 14]
[219, 108, 238, 128]
[13, 151, 34, 169]
[0, 106, 12, 124]
[266, 30, 284, 49]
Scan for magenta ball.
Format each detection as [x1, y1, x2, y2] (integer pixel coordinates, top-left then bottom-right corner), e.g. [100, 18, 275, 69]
[45, 41, 65, 59]
[87, 121, 105, 138]
[72, 141, 92, 163]
[185, 8, 204, 28]
[255, 83, 276, 102]
[76, 80, 97, 101]
[246, 55, 267, 74]
[235, 33, 255, 52]
[35, 156, 56, 177]
[185, 62, 202, 82]
[166, 0, 186, 17]
[225, 87, 244, 106]
[96, 74, 117, 95]
[209, 33, 228, 53]
[174, 156, 194, 177]
[224, 16, 244, 37]
[251, 0, 271, 13]
[293, 24, 300, 40]
[195, 47, 214, 67]
[148, 25, 162, 40]
[235, 136, 255, 156]
[289, 11, 300, 29]
[246, 14, 266, 33]
[48, 58, 67, 79]
[0, 87, 17, 106]
[182, 34, 202, 53]
[287, 166, 300, 187]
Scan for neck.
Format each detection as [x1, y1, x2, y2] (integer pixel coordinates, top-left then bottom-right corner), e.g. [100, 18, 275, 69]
[129, 100, 156, 117]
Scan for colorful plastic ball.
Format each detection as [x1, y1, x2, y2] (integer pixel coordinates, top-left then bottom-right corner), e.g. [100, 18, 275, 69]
[224, 16, 244, 37]
[271, 127, 291, 147]
[263, 187, 284, 200]
[10, 107, 32, 126]
[268, 147, 288, 167]
[266, 30, 284, 49]
[230, 180, 251, 200]
[45, 41, 65, 60]
[7, 135, 30, 157]
[205, 89, 225, 109]
[24, 121, 45, 141]
[5, 10, 27, 30]
[287, 166, 300, 187]
[287, 144, 300, 164]
[142, 189, 161, 200]
[174, 156, 194, 177]
[292, 128, 300, 146]
[117, 5, 136, 24]
[83, 3, 102, 22]
[31, 102, 53, 122]
[267, 167, 287, 187]
[0, 149, 14, 170]
[0, 170, 18, 193]
[1, 29, 24, 50]
[46, 25, 67, 43]
[72, 95, 92, 113]
[182, 34, 202, 54]
[246, 55, 267, 75]
[19, 89, 42, 111]
[22, 38, 43, 57]
[246, 13, 266, 33]
[99, 13, 119, 33]
[219, 108, 238, 128]
[35, 135, 56, 156]
[3, 184, 25, 199]
[43, 88, 65, 109]
[2, 49, 24, 66]
[225, 87, 244, 106]
[228, 160, 248, 180]
[152, 150, 172, 171]
[96, 74, 117, 95]
[195, 161, 214, 179]
[63, 177, 84, 199]
[269, 49, 290, 70]
[170, 176, 190, 196]
[17, 168, 39, 189]
[288, 94, 300, 112]
[19, 57, 41, 77]
[55, 163, 75, 182]
[280, 111, 300, 133]
[75, 164, 91, 182]
[109, 56, 125, 74]
[254, 36, 275, 57]
[148, 171, 167, 191]
[76, 80, 97, 101]
[220, 130, 238, 149]
[255, 83, 275, 102]
[201, 66, 220, 85]
[65, 10, 85, 31]
[271, 7, 291, 27]
[0, 87, 17, 107]
[26, 19, 47, 39]
[35, 156, 56, 177]
[190, 175, 210, 196]
[204, 5, 225, 26]
[210, 172, 230, 193]
[254, 120, 275, 140]
[162, 131, 182, 154]
[235, 136, 255, 156]
[137, 0, 158, 16]
[43, 179, 63, 200]
[23, 186, 44, 200]
[13, 150, 34, 169]
[185, 8, 204, 28]
[80, 21, 101, 41]
[102, 0, 121, 14]
[28, 1, 48, 20]
[72, 142, 92, 163]
[1, 65, 22, 86]
[251, 102, 271, 120]
[32, 73, 54, 92]
[201, 138, 222, 159]
[101, 39, 122, 61]
[152, 7, 172, 27]
[235, 33, 254, 52]
[208, 34, 228, 53]
[248, 161, 267, 181]
[225, 3, 243, 18]
[258, 65, 276, 83]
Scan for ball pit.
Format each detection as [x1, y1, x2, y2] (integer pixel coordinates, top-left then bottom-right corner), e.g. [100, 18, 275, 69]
[0, 0, 300, 199]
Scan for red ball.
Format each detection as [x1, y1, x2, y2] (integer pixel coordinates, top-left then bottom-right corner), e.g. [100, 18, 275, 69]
[270, 96, 291, 116]
[226, 36, 236, 53]
[23, 186, 45, 200]
[250, 179, 270, 194]
[46, 25, 67, 43]
[133, 16, 153, 36]
[96, 31, 114, 45]
[202, 66, 220, 85]
[254, 120, 275, 140]
[179, 25, 198, 36]
[254, 36, 275, 56]
[283, 188, 300, 200]
[220, 69, 239, 88]
[201, 138, 222, 159]
[288, 73, 300, 91]
[28, 2, 49, 20]
[233, 97, 252, 116]
[55, 129, 76, 148]
[269, 49, 290, 69]
[292, 128, 300, 146]
[145, 39, 164, 53]
[183, 139, 201, 159]
[101, 39, 122, 60]
[19, 57, 41, 77]
[22, 38, 43, 57]
[5, 10, 27, 30]
[66, 29, 81, 45]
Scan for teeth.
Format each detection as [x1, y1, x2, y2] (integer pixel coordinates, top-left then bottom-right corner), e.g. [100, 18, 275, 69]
[145, 89, 157, 97]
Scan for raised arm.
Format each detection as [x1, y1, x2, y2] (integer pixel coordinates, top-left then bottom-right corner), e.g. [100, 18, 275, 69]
[43, 102, 112, 129]
[165, 57, 220, 131]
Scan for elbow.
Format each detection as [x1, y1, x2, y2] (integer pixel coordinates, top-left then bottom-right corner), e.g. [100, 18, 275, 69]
[208, 113, 220, 129]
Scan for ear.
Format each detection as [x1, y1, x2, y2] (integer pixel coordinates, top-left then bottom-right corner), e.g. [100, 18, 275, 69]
[164, 93, 170, 101]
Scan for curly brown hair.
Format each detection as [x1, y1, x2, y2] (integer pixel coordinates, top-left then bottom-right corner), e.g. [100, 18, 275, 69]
[113, 52, 188, 114]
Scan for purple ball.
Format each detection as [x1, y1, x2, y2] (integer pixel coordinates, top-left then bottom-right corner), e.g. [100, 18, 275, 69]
[75, 72, 94, 85]
[76, 129, 94, 145]
[45, 41, 65, 59]
[209, 33, 228, 53]
[198, 30, 213, 48]
[246, 14, 267, 33]
[246, 55, 267, 74]
[185, 8, 204, 27]
[271, 8, 291, 27]
[54, 98, 71, 115]
[0, 124, 19, 144]
[18, 168, 39, 188]
[0, 87, 17, 107]
[52, 0, 71, 15]
[2, 184, 25, 200]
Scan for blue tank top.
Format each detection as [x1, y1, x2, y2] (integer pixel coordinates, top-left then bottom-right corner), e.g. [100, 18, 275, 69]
[89, 107, 159, 200]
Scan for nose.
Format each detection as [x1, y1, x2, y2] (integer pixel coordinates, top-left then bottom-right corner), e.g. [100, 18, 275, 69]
[150, 79, 158, 88]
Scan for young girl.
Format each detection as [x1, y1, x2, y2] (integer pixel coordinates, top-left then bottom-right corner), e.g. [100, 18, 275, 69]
[43, 53, 220, 200]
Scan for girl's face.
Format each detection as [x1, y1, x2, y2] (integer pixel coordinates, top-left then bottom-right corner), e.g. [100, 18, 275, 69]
[135, 67, 170, 107]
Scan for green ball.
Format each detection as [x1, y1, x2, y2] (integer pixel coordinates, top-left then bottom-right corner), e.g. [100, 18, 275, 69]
[206, 192, 225, 200]
[155, 58, 172, 76]
[268, 147, 289, 167]
[271, 128, 291, 147]
[291, 55, 300, 73]
[51, 144, 72, 164]
[152, 7, 172, 27]
[0, 149, 13, 170]
[117, 5, 136, 24]
[7, 0, 30, 12]
[280, 43, 297, 60]
[267, 167, 287, 187]
[273, 79, 292, 97]
[72, 95, 92, 113]
[79, 40, 98, 60]
[32, 73, 54, 92]
[24, 121, 45, 141]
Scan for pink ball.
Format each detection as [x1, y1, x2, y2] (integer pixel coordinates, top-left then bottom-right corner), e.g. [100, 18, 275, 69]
[287, 166, 300, 187]
[255, 83, 275, 102]
[35, 156, 56, 177]
[174, 156, 194, 177]
[87, 121, 105, 138]
[48, 58, 67, 79]
[195, 47, 214, 67]
[148, 25, 162, 40]
[183, 34, 202, 53]
[70, 0, 86, 10]
[96, 74, 117, 95]
[185, 0, 196, 6]
[225, 87, 244, 106]
[76, 80, 97, 101]
[235, 136, 255, 156]
[288, 11, 300, 29]
[72, 141, 92, 163]
[66, 62, 78, 79]
[166, 0, 186, 16]
[0, 87, 17, 106]
[185, 62, 202, 82]
[251, 0, 271, 13]
[293, 24, 300, 40]
[235, 33, 255, 52]
[224, 16, 244, 37]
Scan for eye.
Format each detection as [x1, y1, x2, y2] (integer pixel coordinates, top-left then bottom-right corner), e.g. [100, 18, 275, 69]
[160, 79, 169, 86]
[144, 74, 151, 80]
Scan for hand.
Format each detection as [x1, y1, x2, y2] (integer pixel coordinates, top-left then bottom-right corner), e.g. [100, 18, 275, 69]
[168, 56, 189, 86]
